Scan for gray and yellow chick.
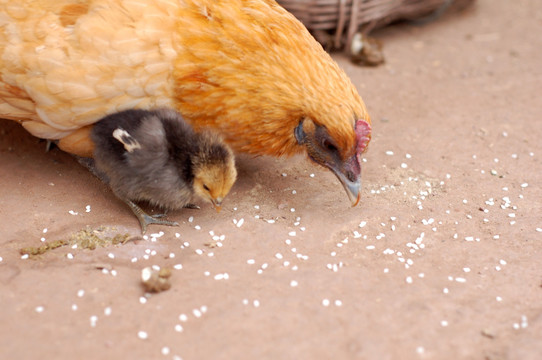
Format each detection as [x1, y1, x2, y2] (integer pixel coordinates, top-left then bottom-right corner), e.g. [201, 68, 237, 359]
[90, 109, 237, 233]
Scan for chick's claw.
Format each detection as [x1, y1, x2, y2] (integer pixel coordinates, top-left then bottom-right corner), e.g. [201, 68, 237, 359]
[183, 203, 200, 210]
[149, 213, 168, 219]
[139, 214, 179, 234]
[126, 200, 179, 234]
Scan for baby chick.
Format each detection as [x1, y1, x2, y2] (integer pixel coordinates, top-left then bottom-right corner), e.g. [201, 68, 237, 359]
[90, 108, 237, 233]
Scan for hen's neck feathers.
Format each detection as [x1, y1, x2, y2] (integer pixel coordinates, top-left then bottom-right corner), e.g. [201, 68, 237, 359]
[172, 0, 368, 158]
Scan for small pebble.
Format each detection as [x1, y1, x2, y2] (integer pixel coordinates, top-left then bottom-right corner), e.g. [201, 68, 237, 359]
[138, 331, 148, 340]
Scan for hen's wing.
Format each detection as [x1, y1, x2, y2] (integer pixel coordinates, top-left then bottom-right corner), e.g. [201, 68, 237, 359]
[0, 0, 179, 155]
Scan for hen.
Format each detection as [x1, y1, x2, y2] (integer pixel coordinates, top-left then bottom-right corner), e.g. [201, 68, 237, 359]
[0, 0, 371, 205]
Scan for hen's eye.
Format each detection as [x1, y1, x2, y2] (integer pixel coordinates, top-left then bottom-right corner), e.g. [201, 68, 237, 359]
[323, 140, 338, 152]
[203, 184, 210, 192]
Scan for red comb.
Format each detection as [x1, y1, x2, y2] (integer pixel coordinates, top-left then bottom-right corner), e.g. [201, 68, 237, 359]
[355, 119, 371, 155]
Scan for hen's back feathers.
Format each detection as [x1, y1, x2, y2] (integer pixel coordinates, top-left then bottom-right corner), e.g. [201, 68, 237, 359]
[1, 0, 178, 153]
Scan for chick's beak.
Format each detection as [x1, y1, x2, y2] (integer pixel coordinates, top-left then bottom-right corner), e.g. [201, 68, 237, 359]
[330, 153, 361, 207]
[211, 198, 223, 213]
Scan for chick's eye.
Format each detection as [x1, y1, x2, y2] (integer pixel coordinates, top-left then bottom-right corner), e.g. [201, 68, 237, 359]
[203, 184, 210, 192]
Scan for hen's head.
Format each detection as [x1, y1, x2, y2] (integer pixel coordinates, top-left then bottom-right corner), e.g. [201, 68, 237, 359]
[295, 117, 371, 206]
[173, 0, 371, 205]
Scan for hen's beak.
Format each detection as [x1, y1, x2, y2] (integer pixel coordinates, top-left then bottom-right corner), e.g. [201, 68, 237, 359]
[211, 198, 223, 213]
[329, 153, 362, 207]
[295, 119, 363, 206]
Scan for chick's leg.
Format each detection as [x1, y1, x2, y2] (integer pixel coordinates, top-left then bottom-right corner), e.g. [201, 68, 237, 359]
[124, 200, 179, 234]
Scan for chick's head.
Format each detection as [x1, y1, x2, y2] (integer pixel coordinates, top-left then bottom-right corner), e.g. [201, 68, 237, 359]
[192, 133, 237, 212]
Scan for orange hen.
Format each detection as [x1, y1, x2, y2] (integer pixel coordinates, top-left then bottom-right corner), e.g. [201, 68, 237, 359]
[0, 0, 371, 205]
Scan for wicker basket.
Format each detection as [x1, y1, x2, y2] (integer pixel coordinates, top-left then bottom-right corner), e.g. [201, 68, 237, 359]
[278, 0, 475, 63]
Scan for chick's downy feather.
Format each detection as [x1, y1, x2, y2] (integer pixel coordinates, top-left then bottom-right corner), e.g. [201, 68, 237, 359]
[91, 108, 236, 211]
[0, 0, 371, 204]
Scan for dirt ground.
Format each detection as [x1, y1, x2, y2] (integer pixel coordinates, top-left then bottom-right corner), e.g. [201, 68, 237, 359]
[1, 0, 541, 359]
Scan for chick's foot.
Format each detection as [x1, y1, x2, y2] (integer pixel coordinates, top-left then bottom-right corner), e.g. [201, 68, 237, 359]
[183, 203, 200, 210]
[125, 200, 179, 234]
